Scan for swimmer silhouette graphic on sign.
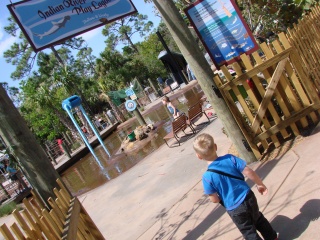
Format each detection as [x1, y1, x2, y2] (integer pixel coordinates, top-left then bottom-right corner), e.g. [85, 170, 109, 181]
[33, 16, 71, 39]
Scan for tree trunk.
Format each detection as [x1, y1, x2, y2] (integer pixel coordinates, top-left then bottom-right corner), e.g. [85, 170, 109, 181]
[125, 32, 139, 53]
[152, 0, 257, 163]
[0, 85, 60, 204]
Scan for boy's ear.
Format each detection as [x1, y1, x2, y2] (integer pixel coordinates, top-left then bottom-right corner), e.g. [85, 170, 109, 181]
[196, 153, 203, 160]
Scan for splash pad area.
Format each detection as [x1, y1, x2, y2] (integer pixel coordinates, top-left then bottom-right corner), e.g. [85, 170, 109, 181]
[57, 82, 210, 195]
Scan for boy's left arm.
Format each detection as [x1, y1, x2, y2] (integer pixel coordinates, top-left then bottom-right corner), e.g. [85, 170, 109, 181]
[242, 166, 268, 195]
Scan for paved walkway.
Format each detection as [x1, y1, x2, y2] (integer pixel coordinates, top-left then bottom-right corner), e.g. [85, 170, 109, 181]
[78, 112, 320, 240]
[1, 81, 320, 239]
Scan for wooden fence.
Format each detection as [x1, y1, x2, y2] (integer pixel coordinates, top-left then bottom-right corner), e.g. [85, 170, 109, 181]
[213, 6, 320, 159]
[0, 179, 105, 240]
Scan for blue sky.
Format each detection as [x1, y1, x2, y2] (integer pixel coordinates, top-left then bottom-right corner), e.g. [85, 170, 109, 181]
[0, 0, 161, 89]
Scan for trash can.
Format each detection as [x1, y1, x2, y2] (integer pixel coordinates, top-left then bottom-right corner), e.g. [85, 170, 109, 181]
[127, 131, 136, 141]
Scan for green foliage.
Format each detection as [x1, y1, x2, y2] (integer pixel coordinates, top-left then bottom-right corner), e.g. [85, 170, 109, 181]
[0, 202, 23, 217]
[5, 0, 318, 145]
[102, 13, 154, 53]
[236, 0, 319, 38]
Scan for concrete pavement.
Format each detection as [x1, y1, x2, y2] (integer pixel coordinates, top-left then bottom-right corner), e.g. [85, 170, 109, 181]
[78, 113, 320, 239]
[0, 80, 319, 239]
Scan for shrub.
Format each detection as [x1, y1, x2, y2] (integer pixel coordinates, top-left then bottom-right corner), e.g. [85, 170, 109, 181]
[0, 202, 23, 217]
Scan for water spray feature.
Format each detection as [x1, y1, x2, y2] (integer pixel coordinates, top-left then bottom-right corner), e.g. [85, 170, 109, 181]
[62, 95, 111, 169]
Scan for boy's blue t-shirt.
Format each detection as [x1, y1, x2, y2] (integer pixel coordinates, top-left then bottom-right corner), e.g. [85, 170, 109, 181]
[202, 154, 250, 211]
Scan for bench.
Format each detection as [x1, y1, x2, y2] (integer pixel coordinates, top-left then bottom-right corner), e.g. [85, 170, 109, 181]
[187, 101, 210, 128]
[163, 114, 195, 147]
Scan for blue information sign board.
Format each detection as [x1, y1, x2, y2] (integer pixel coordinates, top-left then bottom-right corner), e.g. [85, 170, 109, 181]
[125, 88, 135, 97]
[125, 100, 137, 111]
[7, 0, 137, 52]
[184, 0, 258, 69]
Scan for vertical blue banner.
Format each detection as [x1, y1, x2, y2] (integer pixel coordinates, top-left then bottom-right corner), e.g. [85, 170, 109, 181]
[184, 0, 258, 69]
[7, 0, 137, 52]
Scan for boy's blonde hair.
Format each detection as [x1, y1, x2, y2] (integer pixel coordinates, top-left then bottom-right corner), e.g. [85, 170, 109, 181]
[193, 133, 215, 158]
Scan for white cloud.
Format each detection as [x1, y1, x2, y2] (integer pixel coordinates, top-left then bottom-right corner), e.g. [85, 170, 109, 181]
[0, 35, 17, 55]
[0, 29, 3, 41]
[0, 21, 4, 41]
[79, 28, 101, 42]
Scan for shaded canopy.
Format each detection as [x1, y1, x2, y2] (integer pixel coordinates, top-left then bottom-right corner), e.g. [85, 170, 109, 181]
[107, 78, 144, 106]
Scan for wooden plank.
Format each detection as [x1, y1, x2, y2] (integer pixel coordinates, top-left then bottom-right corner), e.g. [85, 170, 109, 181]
[253, 103, 320, 143]
[273, 37, 309, 128]
[258, 42, 291, 139]
[49, 209, 64, 231]
[231, 62, 269, 150]
[23, 199, 38, 219]
[56, 179, 72, 202]
[262, 64, 300, 137]
[53, 188, 69, 212]
[289, 24, 320, 85]
[30, 189, 46, 210]
[213, 75, 262, 158]
[251, 58, 288, 134]
[39, 216, 59, 240]
[60, 188, 72, 205]
[62, 198, 80, 240]
[0, 224, 15, 240]
[21, 208, 44, 239]
[10, 222, 27, 240]
[220, 49, 292, 90]
[240, 53, 283, 146]
[13, 209, 36, 239]
[48, 197, 65, 219]
[79, 201, 105, 240]
[280, 31, 320, 103]
[77, 215, 95, 240]
[42, 209, 61, 238]
[252, 51, 299, 134]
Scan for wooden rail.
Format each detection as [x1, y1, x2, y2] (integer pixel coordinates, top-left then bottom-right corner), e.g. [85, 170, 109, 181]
[0, 179, 105, 240]
[211, 5, 320, 158]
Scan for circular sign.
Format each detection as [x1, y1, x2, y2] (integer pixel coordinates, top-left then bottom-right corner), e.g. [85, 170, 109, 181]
[125, 100, 137, 111]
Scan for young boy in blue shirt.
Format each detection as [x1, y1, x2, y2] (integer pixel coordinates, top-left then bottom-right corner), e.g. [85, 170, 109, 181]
[193, 133, 278, 240]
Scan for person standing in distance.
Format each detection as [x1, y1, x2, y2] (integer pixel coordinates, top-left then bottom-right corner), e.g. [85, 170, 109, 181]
[162, 96, 180, 119]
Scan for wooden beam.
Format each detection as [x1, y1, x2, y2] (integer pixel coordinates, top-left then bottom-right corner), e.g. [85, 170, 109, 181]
[251, 58, 288, 134]
[61, 198, 81, 240]
[0, 224, 15, 240]
[220, 48, 292, 90]
[253, 103, 320, 143]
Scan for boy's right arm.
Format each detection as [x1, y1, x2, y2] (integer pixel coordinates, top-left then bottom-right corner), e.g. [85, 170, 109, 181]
[242, 166, 268, 195]
[208, 193, 221, 203]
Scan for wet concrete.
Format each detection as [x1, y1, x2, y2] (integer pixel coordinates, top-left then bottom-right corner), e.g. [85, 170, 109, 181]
[58, 81, 206, 196]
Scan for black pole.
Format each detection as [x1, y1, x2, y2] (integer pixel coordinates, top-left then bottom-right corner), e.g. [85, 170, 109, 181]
[156, 31, 189, 85]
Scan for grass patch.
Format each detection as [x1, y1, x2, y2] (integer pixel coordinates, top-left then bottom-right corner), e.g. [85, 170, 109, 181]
[71, 141, 81, 151]
[0, 201, 23, 217]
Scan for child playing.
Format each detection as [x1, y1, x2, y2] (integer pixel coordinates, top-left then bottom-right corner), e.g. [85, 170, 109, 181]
[162, 96, 180, 119]
[193, 133, 278, 240]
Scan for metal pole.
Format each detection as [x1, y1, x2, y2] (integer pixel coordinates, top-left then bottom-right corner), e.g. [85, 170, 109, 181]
[79, 105, 111, 157]
[64, 108, 104, 169]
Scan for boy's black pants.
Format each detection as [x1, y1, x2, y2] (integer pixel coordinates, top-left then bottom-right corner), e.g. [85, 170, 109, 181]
[227, 190, 277, 240]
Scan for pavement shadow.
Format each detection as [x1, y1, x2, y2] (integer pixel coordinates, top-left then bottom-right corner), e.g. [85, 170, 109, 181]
[180, 156, 284, 239]
[270, 199, 320, 239]
[182, 205, 228, 240]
